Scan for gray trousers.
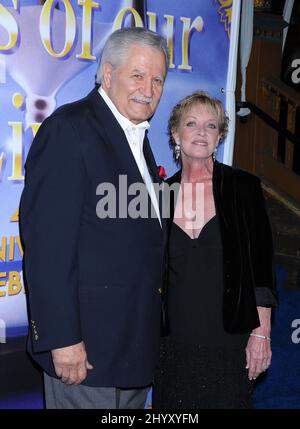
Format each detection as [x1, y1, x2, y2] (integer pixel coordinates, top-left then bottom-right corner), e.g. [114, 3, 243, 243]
[44, 373, 149, 409]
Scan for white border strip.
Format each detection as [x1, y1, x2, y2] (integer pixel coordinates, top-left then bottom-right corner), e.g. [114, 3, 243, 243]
[222, 0, 241, 166]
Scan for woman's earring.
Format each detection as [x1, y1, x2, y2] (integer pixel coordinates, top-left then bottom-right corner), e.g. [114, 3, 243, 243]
[213, 146, 218, 161]
[175, 142, 181, 161]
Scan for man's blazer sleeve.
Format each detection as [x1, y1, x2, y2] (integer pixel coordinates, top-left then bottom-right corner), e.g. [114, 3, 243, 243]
[19, 114, 87, 352]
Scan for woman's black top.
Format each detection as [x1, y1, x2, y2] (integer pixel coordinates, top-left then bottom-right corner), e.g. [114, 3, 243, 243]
[167, 215, 247, 347]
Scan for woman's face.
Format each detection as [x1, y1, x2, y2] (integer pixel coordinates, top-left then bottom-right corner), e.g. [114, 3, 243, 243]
[172, 104, 221, 162]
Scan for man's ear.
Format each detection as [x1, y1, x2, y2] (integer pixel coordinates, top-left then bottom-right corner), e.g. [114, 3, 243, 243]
[102, 63, 113, 90]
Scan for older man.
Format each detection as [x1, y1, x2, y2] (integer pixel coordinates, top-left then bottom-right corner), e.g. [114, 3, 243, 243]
[19, 27, 168, 409]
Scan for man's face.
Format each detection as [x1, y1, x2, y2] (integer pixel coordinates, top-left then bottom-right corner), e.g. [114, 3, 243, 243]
[102, 44, 166, 124]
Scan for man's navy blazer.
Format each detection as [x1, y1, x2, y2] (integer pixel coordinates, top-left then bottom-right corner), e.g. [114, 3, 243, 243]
[19, 88, 167, 387]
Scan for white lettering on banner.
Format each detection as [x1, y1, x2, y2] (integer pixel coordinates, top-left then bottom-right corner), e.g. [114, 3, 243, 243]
[291, 319, 300, 344]
[0, 319, 6, 343]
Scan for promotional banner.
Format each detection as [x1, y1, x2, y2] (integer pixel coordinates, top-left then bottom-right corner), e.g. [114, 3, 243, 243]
[0, 0, 239, 407]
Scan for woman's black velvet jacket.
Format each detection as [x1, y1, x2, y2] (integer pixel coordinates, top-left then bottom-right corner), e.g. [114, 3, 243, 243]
[163, 161, 278, 334]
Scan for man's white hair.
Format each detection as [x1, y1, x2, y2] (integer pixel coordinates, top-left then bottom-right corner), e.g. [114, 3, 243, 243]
[96, 27, 169, 84]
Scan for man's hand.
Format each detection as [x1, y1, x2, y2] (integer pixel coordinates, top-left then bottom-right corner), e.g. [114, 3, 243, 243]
[51, 341, 93, 385]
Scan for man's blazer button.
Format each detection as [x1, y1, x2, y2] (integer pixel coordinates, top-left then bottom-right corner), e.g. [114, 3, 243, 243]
[158, 288, 162, 294]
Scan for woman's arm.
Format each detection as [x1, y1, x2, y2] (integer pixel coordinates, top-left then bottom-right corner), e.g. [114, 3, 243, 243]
[245, 306, 272, 380]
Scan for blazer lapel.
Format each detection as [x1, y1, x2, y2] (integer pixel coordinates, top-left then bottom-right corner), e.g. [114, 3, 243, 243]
[143, 134, 168, 232]
[143, 132, 160, 183]
[87, 88, 144, 185]
[87, 88, 165, 232]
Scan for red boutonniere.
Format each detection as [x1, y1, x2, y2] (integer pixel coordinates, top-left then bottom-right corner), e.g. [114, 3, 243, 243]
[157, 165, 167, 179]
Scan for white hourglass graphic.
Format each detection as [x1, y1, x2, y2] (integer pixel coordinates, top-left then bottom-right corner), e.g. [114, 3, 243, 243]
[0, 4, 112, 126]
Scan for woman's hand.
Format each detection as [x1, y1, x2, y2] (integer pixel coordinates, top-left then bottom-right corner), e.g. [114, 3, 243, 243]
[245, 306, 272, 380]
[245, 335, 272, 380]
